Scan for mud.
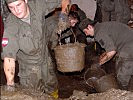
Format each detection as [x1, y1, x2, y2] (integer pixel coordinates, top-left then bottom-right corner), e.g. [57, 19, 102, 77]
[1, 87, 133, 100]
[1, 42, 133, 99]
[1, 87, 54, 100]
[69, 89, 133, 100]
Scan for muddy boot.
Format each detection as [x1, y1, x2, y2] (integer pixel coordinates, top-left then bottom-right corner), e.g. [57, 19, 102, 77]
[128, 76, 133, 92]
[36, 79, 58, 99]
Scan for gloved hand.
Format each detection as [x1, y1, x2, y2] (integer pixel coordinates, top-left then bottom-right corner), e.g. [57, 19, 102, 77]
[56, 12, 70, 34]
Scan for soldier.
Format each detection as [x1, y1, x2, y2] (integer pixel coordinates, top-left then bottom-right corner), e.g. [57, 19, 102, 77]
[97, 0, 130, 24]
[79, 18, 133, 90]
[1, 0, 63, 98]
[70, 4, 87, 21]
[68, 11, 87, 44]
[45, 10, 78, 47]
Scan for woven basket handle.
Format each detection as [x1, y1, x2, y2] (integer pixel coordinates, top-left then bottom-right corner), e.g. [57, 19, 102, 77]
[70, 28, 77, 43]
[58, 28, 77, 45]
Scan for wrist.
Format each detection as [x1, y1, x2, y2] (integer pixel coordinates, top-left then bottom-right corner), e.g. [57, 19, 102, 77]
[7, 80, 14, 86]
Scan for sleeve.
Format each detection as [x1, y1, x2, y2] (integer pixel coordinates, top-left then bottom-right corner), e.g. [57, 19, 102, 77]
[44, 17, 59, 49]
[95, 32, 116, 52]
[45, 0, 61, 15]
[35, 0, 61, 18]
[102, 0, 115, 12]
[1, 15, 19, 60]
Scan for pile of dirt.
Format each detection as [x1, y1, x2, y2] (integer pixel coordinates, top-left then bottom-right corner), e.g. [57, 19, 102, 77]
[1, 87, 55, 100]
[67, 89, 133, 100]
[1, 87, 133, 100]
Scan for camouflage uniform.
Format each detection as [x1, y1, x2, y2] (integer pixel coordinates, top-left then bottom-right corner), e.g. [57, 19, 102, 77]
[2, 0, 61, 93]
[94, 21, 133, 88]
[45, 11, 60, 49]
[97, 0, 130, 24]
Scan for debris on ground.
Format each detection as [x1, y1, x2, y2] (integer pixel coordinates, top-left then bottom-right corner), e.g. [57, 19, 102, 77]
[1, 87, 133, 100]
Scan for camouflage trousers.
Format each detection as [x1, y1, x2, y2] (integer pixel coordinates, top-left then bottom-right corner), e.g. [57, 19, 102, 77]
[116, 57, 133, 88]
[18, 56, 58, 94]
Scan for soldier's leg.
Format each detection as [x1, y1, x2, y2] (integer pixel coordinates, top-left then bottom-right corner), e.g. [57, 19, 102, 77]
[116, 59, 133, 90]
[18, 61, 41, 89]
[128, 75, 133, 92]
[41, 55, 58, 94]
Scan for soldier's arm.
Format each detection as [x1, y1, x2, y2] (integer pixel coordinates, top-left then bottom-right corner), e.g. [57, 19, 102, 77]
[61, 0, 71, 14]
[99, 50, 116, 65]
[4, 57, 15, 86]
[43, 0, 61, 16]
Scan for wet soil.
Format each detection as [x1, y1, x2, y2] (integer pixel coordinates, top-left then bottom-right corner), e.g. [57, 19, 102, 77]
[0, 42, 117, 99]
[56, 43, 116, 98]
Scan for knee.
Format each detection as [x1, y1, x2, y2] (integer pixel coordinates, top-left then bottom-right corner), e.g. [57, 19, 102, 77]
[117, 73, 131, 88]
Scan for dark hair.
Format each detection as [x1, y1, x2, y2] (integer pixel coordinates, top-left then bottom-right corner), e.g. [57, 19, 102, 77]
[79, 18, 97, 31]
[68, 11, 80, 22]
[70, 4, 79, 11]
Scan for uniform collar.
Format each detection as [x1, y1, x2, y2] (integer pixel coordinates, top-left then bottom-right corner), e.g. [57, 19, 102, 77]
[94, 22, 101, 36]
[28, 0, 36, 18]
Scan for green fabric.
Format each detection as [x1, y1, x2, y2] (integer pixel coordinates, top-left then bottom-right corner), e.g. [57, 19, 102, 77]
[97, 0, 130, 24]
[79, 18, 95, 31]
[2, 0, 61, 93]
[94, 21, 133, 88]
[116, 57, 133, 87]
[94, 22, 133, 55]
[5, 0, 18, 4]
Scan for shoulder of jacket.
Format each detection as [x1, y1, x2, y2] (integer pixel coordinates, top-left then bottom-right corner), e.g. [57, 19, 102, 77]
[5, 13, 18, 24]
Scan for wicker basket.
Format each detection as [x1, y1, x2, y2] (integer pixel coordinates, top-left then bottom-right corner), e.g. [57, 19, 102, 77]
[54, 42, 86, 72]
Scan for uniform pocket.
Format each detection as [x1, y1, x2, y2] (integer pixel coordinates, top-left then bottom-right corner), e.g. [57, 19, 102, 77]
[19, 36, 39, 55]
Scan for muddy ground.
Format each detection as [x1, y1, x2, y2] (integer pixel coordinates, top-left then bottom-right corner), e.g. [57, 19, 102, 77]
[56, 42, 117, 98]
[1, 88, 133, 100]
[0, 42, 132, 99]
